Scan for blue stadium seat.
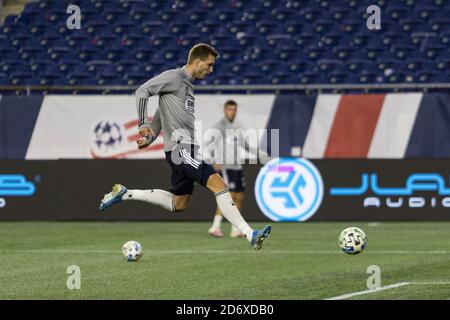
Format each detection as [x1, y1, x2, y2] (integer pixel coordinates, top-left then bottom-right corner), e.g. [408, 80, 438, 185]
[435, 57, 450, 70]
[423, 39, 447, 58]
[10, 71, 33, 85]
[347, 58, 372, 72]
[330, 7, 348, 21]
[113, 20, 136, 35]
[429, 18, 450, 32]
[313, 19, 334, 34]
[321, 32, 343, 47]
[141, 60, 165, 75]
[415, 5, 438, 19]
[103, 7, 127, 23]
[58, 60, 86, 73]
[86, 21, 110, 35]
[382, 31, 403, 46]
[30, 59, 53, 74]
[271, 71, 293, 84]
[328, 70, 348, 84]
[130, 3, 157, 22]
[399, 17, 423, 32]
[0, 73, 9, 85]
[392, 44, 417, 59]
[341, 18, 362, 34]
[125, 71, 151, 85]
[318, 59, 341, 72]
[299, 71, 322, 84]
[76, 45, 97, 61]
[359, 70, 381, 84]
[18, 45, 44, 60]
[334, 45, 355, 59]
[198, 20, 220, 35]
[255, 20, 277, 35]
[376, 55, 402, 71]
[215, 8, 238, 22]
[415, 70, 436, 83]
[305, 45, 327, 60]
[405, 58, 432, 71]
[234, 33, 255, 48]
[1, 58, 27, 73]
[284, 21, 302, 35]
[0, 0, 448, 86]
[432, 72, 449, 83]
[86, 60, 115, 74]
[67, 72, 96, 85]
[39, 32, 63, 47]
[242, 72, 264, 85]
[299, 8, 321, 22]
[271, 8, 295, 21]
[241, 7, 265, 22]
[158, 9, 181, 22]
[386, 6, 410, 20]
[115, 60, 136, 73]
[385, 71, 406, 83]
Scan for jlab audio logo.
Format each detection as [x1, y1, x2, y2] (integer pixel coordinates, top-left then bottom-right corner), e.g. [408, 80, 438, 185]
[0, 175, 36, 208]
[255, 158, 324, 221]
[330, 173, 450, 208]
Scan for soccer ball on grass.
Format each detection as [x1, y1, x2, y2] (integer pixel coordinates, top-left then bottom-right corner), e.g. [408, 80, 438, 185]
[122, 240, 142, 261]
[338, 227, 367, 255]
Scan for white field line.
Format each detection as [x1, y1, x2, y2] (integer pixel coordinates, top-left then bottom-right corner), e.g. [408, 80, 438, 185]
[0, 249, 450, 254]
[325, 282, 411, 300]
[410, 282, 450, 285]
[325, 281, 450, 300]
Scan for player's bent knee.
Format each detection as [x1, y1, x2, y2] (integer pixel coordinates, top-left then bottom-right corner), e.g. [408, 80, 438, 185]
[173, 195, 191, 212]
[174, 204, 188, 212]
[235, 192, 245, 202]
[206, 173, 228, 194]
[174, 200, 189, 212]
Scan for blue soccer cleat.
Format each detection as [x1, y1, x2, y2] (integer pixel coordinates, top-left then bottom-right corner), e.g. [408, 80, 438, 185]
[99, 184, 127, 211]
[251, 225, 272, 251]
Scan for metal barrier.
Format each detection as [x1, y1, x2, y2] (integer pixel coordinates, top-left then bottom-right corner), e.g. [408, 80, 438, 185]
[1, 83, 450, 95]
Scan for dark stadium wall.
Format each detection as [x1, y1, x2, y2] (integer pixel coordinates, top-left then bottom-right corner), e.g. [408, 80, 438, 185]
[0, 160, 266, 221]
[1, 159, 450, 221]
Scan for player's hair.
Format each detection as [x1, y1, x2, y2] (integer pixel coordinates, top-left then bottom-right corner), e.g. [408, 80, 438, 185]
[224, 100, 238, 107]
[187, 43, 219, 63]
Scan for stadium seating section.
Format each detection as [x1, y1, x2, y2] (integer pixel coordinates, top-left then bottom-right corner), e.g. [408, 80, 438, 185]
[0, 0, 449, 86]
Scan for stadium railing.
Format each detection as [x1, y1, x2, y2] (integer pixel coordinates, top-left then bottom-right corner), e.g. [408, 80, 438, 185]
[1, 83, 450, 95]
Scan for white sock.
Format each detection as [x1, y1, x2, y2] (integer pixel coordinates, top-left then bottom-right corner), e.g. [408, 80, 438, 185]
[230, 225, 240, 235]
[122, 189, 175, 212]
[211, 213, 223, 230]
[215, 190, 253, 242]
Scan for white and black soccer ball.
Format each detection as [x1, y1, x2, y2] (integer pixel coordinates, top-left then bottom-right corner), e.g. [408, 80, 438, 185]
[338, 227, 368, 255]
[93, 121, 122, 150]
[122, 240, 142, 261]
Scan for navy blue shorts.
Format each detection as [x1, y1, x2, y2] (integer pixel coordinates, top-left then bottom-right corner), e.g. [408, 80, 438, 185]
[220, 169, 246, 192]
[165, 145, 216, 196]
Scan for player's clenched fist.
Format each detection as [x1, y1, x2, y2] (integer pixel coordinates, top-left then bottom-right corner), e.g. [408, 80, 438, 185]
[139, 126, 154, 137]
[136, 138, 150, 149]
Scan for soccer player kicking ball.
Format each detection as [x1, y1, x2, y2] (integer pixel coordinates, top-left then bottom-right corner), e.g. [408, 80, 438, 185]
[99, 43, 271, 250]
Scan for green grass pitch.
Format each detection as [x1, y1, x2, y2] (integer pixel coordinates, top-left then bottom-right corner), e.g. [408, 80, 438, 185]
[1, 221, 450, 299]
